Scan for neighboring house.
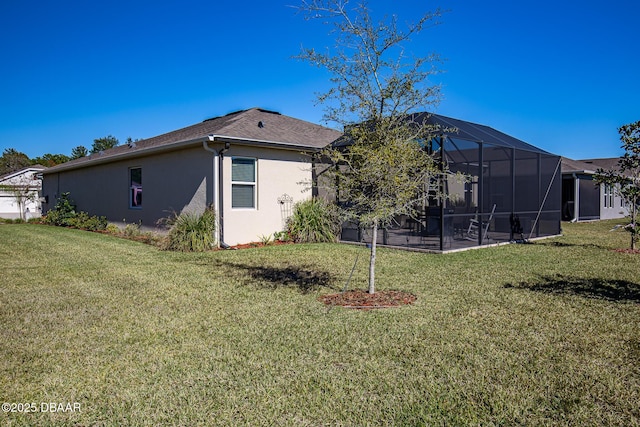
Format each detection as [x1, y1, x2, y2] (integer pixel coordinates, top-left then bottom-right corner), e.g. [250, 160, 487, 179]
[0, 165, 46, 220]
[42, 108, 341, 246]
[561, 157, 628, 221]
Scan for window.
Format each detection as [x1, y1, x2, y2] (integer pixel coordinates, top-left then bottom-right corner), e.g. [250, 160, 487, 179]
[130, 167, 142, 208]
[231, 158, 256, 208]
[603, 184, 613, 208]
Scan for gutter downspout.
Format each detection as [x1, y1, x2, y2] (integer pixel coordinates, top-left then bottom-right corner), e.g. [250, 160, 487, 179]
[203, 137, 230, 248]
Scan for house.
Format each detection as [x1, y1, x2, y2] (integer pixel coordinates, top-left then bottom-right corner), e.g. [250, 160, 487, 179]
[42, 108, 342, 245]
[0, 165, 46, 220]
[338, 113, 562, 252]
[561, 157, 629, 221]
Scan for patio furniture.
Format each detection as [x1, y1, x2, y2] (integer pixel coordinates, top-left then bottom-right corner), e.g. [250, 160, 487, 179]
[466, 204, 496, 242]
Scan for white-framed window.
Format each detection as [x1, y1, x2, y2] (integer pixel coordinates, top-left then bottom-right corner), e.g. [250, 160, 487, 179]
[603, 184, 613, 208]
[129, 167, 142, 208]
[231, 157, 256, 209]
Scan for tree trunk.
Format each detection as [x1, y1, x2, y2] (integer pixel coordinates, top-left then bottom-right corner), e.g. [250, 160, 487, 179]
[632, 200, 637, 251]
[18, 200, 25, 221]
[368, 221, 378, 294]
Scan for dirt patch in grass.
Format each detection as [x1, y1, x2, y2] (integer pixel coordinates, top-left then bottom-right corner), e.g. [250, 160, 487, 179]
[319, 289, 417, 309]
[613, 248, 640, 254]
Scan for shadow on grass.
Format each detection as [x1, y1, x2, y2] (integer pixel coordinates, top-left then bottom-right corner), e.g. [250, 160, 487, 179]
[537, 241, 610, 250]
[505, 274, 640, 303]
[219, 261, 339, 294]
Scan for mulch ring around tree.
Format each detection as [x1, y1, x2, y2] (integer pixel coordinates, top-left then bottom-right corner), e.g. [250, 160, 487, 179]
[319, 289, 417, 310]
[613, 248, 640, 254]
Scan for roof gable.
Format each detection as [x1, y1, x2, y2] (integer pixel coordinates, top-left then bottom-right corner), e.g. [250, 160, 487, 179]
[0, 166, 46, 183]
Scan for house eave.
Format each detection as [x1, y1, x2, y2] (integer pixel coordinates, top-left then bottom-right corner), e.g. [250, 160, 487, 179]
[43, 136, 323, 175]
[212, 135, 325, 152]
[562, 169, 596, 175]
[0, 166, 47, 182]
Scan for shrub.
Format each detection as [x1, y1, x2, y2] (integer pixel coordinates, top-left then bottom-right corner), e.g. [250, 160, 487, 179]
[287, 198, 340, 243]
[68, 211, 108, 231]
[113, 221, 162, 246]
[258, 234, 273, 245]
[123, 221, 142, 237]
[162, 207, 216, 252]
[42, 192, 107, 231]
[273, 230, 292, 242]
[105, 223, 121, 234]
[43, 192, 77, 227]
[82, 214, 107, 231]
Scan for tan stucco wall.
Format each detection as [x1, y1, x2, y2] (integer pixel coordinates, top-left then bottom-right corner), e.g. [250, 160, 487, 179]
[221, 145, 313, 245]
[42, 143, 315, 245]
[42, 146, 215, 229]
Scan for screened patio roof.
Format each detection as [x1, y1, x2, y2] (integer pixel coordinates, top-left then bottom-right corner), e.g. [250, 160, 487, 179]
[334, 113, 553, 156]
[415, 113, 553, 155]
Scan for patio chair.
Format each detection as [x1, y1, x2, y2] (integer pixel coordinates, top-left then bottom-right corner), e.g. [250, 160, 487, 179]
[466, 204, 496, 242]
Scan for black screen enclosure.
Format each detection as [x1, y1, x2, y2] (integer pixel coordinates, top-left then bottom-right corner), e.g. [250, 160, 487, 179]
[340, 113, 562, 252]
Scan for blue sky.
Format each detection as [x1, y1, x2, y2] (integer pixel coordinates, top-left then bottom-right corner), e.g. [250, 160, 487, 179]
[1, 0, 638, 160]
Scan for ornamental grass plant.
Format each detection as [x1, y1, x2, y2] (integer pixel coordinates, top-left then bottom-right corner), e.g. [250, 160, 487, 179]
[286, 197, 340, 243]
[161, 207, 216, 252]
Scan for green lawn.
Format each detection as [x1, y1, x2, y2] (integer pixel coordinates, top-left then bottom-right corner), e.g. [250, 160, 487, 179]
[1, 221, 638, 426]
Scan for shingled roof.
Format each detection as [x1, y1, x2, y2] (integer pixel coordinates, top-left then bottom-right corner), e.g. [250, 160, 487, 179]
[561, 157, 598, 174]
[561, 157, 623, 174]
[44, 108, 342, 174]
[579, 158, 623, 172]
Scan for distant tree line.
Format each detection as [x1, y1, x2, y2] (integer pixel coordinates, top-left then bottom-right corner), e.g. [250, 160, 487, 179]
[0, 135, 138, 175]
